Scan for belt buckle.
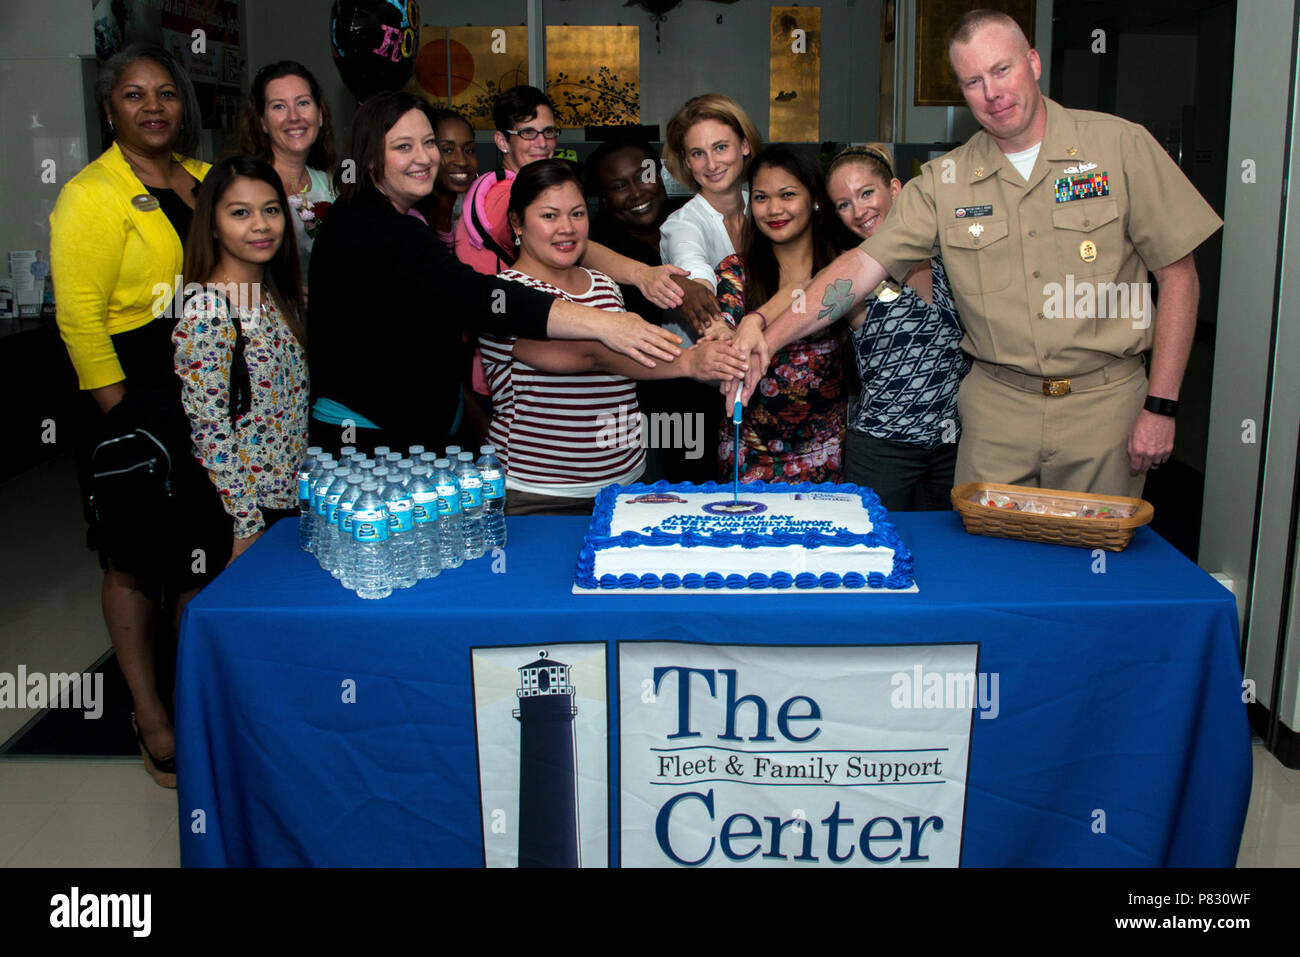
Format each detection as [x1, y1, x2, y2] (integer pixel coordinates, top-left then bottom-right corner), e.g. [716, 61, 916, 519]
[1043, 378, 1071, 397]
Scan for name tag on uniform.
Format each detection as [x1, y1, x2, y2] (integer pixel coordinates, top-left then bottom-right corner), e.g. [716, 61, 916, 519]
[954, 204, 993, 218]
[1055, 172, 1109, 203]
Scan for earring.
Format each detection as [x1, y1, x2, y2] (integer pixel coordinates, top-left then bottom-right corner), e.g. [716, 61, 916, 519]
[514, 235, 521, 247]
[814, 203, 820, 211]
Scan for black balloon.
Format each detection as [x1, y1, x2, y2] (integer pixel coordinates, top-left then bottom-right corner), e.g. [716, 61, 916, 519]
[330, 0, 420, 102]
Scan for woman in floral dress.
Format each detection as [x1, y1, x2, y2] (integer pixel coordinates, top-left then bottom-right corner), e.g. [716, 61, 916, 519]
[715, 146, 855, 484]
[174, 156, 309, 563]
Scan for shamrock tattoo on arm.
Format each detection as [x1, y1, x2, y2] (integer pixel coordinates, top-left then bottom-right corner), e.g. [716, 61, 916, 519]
[817, 278, 857, 324]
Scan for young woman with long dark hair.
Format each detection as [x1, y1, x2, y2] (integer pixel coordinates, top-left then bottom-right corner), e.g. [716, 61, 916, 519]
[174, 155, 309, 562]
[713, 146, 856, 484]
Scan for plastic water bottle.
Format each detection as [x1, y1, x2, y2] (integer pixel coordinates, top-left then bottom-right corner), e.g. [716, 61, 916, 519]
[456, 452, 486, 560]
[351, 480, 391, 599]
[477, 445, 507, 548]
[408, 445, 425, 460]
[305, 453, 334, 554]
[297, 447, 323, 551]
[336, 474, 365, 586]
[381, 471, 418, 589]
[320, 468, 353, 573]
[396, 459, 415, 486]
[409, 465, 442, 580]
[444, 445, 462, 462]
[432, 457, 464, 570]
[311, 464, 338, 564]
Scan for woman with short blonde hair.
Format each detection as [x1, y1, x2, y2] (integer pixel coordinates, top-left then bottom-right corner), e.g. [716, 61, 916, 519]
[659, 94, 763, 341]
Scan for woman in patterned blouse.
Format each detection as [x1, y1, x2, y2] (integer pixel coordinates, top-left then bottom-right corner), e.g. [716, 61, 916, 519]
[715, 146, 857, 484]
[174, 155, 309, 562]
[826, 145, 969, 510]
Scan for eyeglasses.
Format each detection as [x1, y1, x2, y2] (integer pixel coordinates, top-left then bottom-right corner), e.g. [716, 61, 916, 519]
[506, 126, 560, 141]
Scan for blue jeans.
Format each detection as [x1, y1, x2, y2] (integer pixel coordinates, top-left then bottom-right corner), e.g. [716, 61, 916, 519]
[844, 429, 958, 512]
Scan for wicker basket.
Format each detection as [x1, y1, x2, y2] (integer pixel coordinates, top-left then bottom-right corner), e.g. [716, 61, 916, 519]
[951, 482, 1154, 552]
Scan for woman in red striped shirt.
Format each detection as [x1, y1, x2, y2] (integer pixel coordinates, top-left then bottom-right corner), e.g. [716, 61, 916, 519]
[482, 160, 748, 515]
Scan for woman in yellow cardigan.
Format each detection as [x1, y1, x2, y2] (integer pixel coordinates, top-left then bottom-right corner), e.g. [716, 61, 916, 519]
[50, 43, 231, 788]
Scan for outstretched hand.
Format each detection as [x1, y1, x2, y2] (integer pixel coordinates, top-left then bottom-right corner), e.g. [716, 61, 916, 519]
[670, 275, 725, 336]
[686, 337, 749, 383]
[637, 264, 690, 311]
[601, 312, 683, 367]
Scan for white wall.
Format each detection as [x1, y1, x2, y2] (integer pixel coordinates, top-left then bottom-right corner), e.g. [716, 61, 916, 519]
[1200, 0, 1297, 724]
[0, 0, 96, 259]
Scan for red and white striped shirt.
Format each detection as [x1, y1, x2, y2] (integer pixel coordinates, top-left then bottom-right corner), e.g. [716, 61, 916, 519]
[481, 268, 644, 496]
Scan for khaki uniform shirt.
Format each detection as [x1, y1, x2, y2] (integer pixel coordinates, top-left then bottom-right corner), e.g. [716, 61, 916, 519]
[860, 97, 1222, 378]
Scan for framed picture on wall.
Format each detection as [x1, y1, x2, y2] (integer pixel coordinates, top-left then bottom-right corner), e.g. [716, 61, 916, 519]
[915, 0, 1036, 106]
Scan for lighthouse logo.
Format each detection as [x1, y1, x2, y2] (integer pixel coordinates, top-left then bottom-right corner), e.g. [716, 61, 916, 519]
[470, 643, 609, 867]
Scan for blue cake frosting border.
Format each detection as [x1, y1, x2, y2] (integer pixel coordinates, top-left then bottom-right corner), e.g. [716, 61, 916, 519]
[574, 480, 915, 591]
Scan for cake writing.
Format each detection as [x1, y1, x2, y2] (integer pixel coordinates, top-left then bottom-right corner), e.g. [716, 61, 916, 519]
[647, 515, 845, 535]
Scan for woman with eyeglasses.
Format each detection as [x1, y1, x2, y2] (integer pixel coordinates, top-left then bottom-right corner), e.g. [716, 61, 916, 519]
[452, 85, 689, 313]
[238, 61, 336, 303]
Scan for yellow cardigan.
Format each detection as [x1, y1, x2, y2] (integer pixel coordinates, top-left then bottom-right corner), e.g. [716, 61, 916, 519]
[49, 142, 210, 390]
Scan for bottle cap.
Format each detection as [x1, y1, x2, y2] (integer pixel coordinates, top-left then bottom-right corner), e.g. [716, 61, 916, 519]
[408, 445, 425, 456]
[307, 446, 323, 456]
[360, 479, 378, 491]
[434, 458, 451, 469]
[458, 452, 473, 462]
[373, 446, 391, 457]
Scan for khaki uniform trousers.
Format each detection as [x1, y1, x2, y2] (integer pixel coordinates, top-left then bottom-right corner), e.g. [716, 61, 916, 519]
[955, 356, 1148, 498]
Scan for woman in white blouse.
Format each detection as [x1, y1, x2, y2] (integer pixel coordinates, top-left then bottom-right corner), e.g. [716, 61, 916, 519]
[660, 94, 763, 340]
[238, 61, 337, 304]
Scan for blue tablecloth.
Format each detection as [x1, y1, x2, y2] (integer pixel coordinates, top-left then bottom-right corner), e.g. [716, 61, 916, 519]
[176, 513, 1251, 866]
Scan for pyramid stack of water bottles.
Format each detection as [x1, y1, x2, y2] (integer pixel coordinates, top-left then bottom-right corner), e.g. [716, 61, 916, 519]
[296, 443, 507, 599]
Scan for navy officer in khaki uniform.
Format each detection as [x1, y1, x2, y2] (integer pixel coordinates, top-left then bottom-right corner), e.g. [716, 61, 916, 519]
[735, 9, 1222, 497]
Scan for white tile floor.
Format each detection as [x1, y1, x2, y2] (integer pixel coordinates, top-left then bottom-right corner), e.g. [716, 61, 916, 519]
[1, 454, 1298, 867]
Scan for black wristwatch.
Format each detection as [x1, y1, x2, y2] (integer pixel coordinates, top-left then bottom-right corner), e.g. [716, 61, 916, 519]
[1144, 395, 1180, 418]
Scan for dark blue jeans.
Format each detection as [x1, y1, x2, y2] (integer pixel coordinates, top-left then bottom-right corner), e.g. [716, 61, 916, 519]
[844, 429, 958, 512]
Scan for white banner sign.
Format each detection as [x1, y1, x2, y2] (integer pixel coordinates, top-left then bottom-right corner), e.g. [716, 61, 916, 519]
[619, 642, 979, 867]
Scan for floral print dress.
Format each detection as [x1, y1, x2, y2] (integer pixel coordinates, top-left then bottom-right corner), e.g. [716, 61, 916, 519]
[714, 254, 848, 484]
[173, 290, 310, 538]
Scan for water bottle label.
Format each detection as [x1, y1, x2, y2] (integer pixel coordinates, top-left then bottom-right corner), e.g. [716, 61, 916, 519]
[351, 507, 389, 542]
[298, 475, 310, 500]
[339, 502, 356, 534]
[482, 475, 505, 500]
[325, 492, 344, 523]
[315, 491, 329, 515]
[387, 499, 415, 533]
[411, 489, 437, 524]
[435, 482, 462, 516]
[459, 477, 483, 509]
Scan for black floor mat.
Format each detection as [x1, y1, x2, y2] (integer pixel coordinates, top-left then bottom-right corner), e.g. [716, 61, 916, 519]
[0, 652, 141, 757]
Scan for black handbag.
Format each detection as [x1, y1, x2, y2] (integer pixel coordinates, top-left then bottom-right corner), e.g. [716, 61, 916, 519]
[88, 391, 229, 585]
